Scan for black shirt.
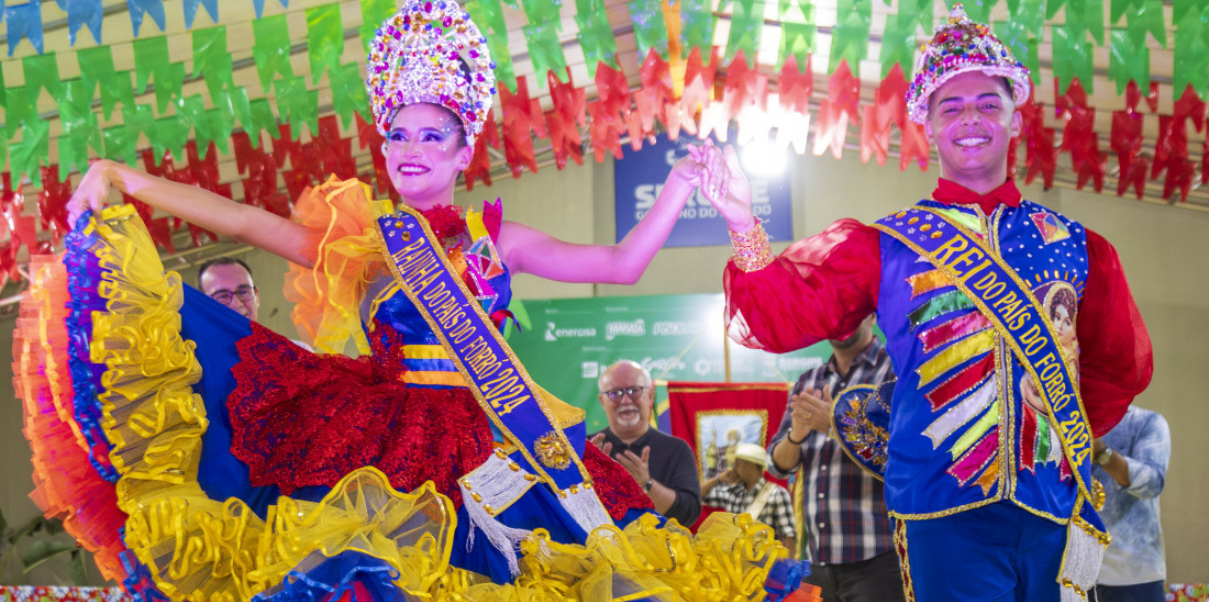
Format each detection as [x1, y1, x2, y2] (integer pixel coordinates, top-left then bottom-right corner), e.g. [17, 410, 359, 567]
[593, 427, 702, 527]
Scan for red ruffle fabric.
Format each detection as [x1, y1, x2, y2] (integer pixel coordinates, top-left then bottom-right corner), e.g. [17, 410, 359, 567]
[724, 218, 882, 353]
[581, 442, 655, 521]
[228, 322, 494, 507]
[1077, 229, 1153, 436]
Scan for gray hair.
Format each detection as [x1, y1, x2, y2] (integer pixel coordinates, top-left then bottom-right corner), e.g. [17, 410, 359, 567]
[598, 360, 653, 392]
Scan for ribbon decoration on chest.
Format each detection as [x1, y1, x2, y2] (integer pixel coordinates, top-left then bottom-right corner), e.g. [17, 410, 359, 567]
[875, 206, 1096, 507]
[377, 206, 611, 518]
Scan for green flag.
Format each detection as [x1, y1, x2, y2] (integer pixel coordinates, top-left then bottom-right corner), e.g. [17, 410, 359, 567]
[276, 76, 320, 137]
[253, 15, 294, 93]
[10, 121, 51, 186]
[151, 116, 190, 165]
[1173, 7, 1209, 99]
[1051, 24, 1094, 94]
[630, 0, 670, 59]
[521, 0, 562, 27]
[486, 33, 517, 93]
[1125, 0, 1167, 47]
[994, 19, 1040, 82]
[726, 0, 764, 66]
[307, 4, 345, 85]
[23, 52, 62, 105]
[576, 10, 620, 78]
[78, 47, 129, 119]
[360, 0, 397, 50]
[778, 21, 816, 70]
[247, 98, 280, 145]
[524, 20, 570, 86]
[1011, 0, 1045, 37]
[332, 62, 371, 128]
[5, 86, 35, 139]
[829, 0, 871, 76]
[681, 0, 717, 56]
[132, 36, 169, 92]
[103, 127, 139, 166]
[778, 0, 811, 22]
[879, 12, 916, 78]
[193, 27, 235, 104]
[1108, 28, 1149, 94]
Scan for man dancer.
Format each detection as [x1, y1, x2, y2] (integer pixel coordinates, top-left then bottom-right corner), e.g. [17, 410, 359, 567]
[704, 6, 1153, 600]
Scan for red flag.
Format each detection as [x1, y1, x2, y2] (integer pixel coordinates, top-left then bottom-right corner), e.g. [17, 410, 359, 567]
[778, 54, 813, 116]
[499, 76, 543, 178]
[899, 120, 930, 172]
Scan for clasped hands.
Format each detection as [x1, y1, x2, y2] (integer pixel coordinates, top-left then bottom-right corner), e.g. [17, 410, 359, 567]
[674, 140, 757, 233]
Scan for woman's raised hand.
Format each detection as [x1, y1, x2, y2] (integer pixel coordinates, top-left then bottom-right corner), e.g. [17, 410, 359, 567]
[670, 141, 711, 189]
[701, 145, 756, 232]
[67, 160, 114, 227]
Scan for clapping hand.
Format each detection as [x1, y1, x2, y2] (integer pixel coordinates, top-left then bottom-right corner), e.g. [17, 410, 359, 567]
[789, 385, 834, 439]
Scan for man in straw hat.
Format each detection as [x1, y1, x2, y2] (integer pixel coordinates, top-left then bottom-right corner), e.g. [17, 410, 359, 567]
[701, 5, 1153, 600]
[702, 442, 796, 551]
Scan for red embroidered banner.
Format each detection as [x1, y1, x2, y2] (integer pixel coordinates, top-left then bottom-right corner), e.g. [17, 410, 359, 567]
[666, 381, 791, 529]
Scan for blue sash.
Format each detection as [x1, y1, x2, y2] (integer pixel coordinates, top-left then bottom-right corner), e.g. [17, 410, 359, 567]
[377, 207, 604, 499]
[874, 206, 1096, 505]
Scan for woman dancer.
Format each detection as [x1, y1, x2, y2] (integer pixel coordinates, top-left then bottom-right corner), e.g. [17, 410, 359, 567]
[16, 0, 805, 600]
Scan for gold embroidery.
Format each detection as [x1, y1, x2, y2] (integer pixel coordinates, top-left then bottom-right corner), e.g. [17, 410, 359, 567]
[534, 432, 572, 470]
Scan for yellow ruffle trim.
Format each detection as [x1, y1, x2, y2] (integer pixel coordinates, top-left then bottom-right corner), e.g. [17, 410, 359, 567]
[88, 206, 453, 601]
[85, 205, 797, 602]
[284, 177, 396, 355]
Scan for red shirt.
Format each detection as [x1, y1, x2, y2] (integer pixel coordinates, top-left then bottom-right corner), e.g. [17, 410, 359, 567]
[723, 178, 1152, 435]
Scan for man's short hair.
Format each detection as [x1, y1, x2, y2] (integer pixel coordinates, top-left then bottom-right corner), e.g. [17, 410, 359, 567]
[198, 257, 254, 286]
[598, 360, 653, 392]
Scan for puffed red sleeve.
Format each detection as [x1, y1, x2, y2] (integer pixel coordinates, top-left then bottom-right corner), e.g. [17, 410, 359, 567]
[1077, 229, 1153, 436]
[724, 218, 881, 353]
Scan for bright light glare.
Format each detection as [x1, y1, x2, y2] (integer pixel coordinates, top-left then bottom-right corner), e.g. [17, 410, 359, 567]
[740, 140, 788, 177]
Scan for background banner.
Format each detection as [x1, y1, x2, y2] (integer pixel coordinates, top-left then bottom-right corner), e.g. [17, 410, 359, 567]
[612, 133, 794, 247]
[507, 293, 832, 433]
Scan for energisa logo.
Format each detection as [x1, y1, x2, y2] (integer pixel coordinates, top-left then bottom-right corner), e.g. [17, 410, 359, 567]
[606, 319, 646, 341]
[544, 322, 597, 342]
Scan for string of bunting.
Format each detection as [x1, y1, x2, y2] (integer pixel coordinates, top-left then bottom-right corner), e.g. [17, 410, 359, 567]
[0, 0, 1206, 288]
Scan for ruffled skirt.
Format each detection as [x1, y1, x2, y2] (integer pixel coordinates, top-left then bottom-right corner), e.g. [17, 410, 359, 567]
[14, 206, 810, 601]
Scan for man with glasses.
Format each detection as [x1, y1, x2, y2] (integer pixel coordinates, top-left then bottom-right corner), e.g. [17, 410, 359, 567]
[590, 360, 702, 527]
[198, 257, 261, 321]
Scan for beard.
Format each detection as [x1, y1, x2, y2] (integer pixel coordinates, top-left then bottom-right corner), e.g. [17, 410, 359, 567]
[615, 406, 643, 428]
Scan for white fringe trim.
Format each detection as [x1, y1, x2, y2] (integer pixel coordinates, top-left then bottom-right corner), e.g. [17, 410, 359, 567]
[459, 454, 539, 578]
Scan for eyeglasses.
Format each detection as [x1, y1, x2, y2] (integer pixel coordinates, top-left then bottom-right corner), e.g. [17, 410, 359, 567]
[602, 386, 645, 402]
[210, 285, 257, 305]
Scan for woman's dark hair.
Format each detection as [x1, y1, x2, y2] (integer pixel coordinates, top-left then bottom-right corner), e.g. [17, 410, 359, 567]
[1048, 286, 1077, 321]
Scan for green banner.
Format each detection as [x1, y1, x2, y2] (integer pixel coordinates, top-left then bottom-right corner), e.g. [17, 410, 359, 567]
[508, 293, 834, 433]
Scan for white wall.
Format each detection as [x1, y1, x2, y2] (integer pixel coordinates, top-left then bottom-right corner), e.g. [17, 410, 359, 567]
[1, 147, 1205, 585]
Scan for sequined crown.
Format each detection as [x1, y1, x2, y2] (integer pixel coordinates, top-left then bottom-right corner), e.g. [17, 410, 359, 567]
[365, 0, 496, 147]
[906, 4, 1031, 124]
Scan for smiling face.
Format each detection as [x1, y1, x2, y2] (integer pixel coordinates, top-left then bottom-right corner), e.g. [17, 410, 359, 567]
[385, 103, 474, 208]
[598, 361, 653, 440]
[925, 71, 1022, 192]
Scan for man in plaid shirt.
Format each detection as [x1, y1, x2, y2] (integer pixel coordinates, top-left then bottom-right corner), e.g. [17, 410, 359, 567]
[701, 442, 796, 551]
[766, 315, 905, 602]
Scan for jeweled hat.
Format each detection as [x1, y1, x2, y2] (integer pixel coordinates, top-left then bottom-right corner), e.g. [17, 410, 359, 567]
[906, 4, 1031, 124]
[365, 0, 496, 147]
